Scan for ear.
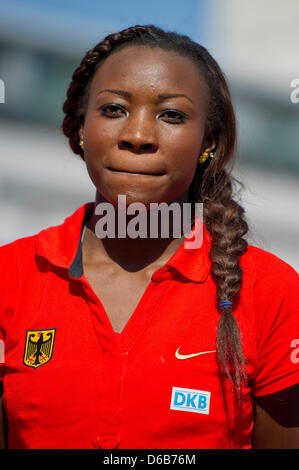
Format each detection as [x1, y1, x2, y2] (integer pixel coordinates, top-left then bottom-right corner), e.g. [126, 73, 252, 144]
[201, 131, 216, 154]
[79, 125, 84, 142]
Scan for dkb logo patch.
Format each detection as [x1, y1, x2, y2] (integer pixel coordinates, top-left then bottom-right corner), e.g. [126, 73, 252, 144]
[170, 386, 211, 415]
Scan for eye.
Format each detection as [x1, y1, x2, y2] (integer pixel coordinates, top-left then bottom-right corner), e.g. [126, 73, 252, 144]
[99, 103, 127, 118]
[159, 109, 187, 124]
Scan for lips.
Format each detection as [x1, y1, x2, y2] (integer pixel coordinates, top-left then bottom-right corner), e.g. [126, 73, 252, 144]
[107, 166, 165, 176]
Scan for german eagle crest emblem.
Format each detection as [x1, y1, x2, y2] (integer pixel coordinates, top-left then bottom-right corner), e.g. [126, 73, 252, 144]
[23, 329, 56, 368]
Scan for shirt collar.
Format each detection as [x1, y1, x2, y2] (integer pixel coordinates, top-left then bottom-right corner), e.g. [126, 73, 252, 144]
[35, 202, 94, 271]
[35, 202, 211, 283]
[166, 222, 211, 283]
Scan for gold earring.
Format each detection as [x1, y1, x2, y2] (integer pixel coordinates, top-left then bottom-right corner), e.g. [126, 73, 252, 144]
[198, 151, 209, 163]
[198, 151, 214, 164]
[80, 140, 84, 150]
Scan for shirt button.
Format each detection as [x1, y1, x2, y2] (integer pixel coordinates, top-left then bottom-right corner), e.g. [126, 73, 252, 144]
[96, 435, 120, 449]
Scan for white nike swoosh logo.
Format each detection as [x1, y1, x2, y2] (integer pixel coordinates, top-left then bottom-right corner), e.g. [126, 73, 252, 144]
[175, 347, 216, 360]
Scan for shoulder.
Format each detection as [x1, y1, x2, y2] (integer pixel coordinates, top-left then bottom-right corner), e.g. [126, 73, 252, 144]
[243, 246, 299, 397]
[0, 235, 36, 267]
[0, 235, 44, 303]
[239, 244, 298, 324]
[0, 216, 65, 278]
[0, 236, 42, 337]
[240, 244, 298, 284]
[0, 202, 93, 277]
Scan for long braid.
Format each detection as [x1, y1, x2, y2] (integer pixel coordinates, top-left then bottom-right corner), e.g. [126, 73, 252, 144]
[61, 24, 249, 401]
[193, 45, 249, 401]
[203, 172, 248, 399]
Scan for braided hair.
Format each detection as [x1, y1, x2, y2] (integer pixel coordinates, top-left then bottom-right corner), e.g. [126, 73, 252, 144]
[62, 25, 249, 401]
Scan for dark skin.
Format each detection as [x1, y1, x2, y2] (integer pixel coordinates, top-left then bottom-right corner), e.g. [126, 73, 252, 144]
[1, 46, 298, 449]
[79, 46, 215, 334]
[79, 46, 215, 271]
[253, 392, 299, 448]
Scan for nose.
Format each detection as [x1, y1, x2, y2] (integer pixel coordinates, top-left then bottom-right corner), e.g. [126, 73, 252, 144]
[118, 110, 158, 154]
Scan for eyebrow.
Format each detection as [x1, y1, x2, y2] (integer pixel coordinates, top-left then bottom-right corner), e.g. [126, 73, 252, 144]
[97, 89, 194, 104]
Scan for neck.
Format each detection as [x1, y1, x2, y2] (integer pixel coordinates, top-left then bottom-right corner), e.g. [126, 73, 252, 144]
[84, 190, 194, 272]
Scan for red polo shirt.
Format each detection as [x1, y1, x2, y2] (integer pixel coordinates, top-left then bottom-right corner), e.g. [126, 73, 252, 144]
[0, 203, 299, 449]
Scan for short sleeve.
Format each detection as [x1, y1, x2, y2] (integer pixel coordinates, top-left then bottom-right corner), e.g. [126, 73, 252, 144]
[251, 254, 299, 397]
[0, 241, 20, 382]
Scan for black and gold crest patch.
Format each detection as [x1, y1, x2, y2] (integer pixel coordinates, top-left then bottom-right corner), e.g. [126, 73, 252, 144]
[23, 329, 56, 369]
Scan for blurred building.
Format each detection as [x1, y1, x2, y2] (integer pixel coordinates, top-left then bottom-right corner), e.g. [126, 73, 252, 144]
[0, 1, 116, 244]
[0, 0, 298, 271]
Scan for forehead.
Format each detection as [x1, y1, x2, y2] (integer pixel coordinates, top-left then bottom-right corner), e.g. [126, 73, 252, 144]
[89, 45, 209, 101]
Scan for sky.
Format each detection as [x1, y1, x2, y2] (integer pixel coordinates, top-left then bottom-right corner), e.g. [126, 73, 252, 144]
[27, 0, 204, 38]
[2, 0, 207, 45]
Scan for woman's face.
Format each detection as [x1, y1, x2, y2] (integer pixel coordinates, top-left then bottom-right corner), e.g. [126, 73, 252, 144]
[80, 45, 215, 207]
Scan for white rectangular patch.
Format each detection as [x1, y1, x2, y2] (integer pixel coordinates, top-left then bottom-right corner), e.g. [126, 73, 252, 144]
[170, 386, 211, 415]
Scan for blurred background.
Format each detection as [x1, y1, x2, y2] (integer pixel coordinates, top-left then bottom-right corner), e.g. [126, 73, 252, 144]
[0, 0, 298, 271]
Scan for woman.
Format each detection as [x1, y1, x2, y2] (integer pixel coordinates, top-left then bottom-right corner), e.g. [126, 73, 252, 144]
[0, 25, 298, 449]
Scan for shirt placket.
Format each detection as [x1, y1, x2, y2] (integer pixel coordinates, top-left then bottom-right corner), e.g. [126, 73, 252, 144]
[95, 349, 129, 449]
[80, 266, 173, 448]
[95, 349, 124, 449]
